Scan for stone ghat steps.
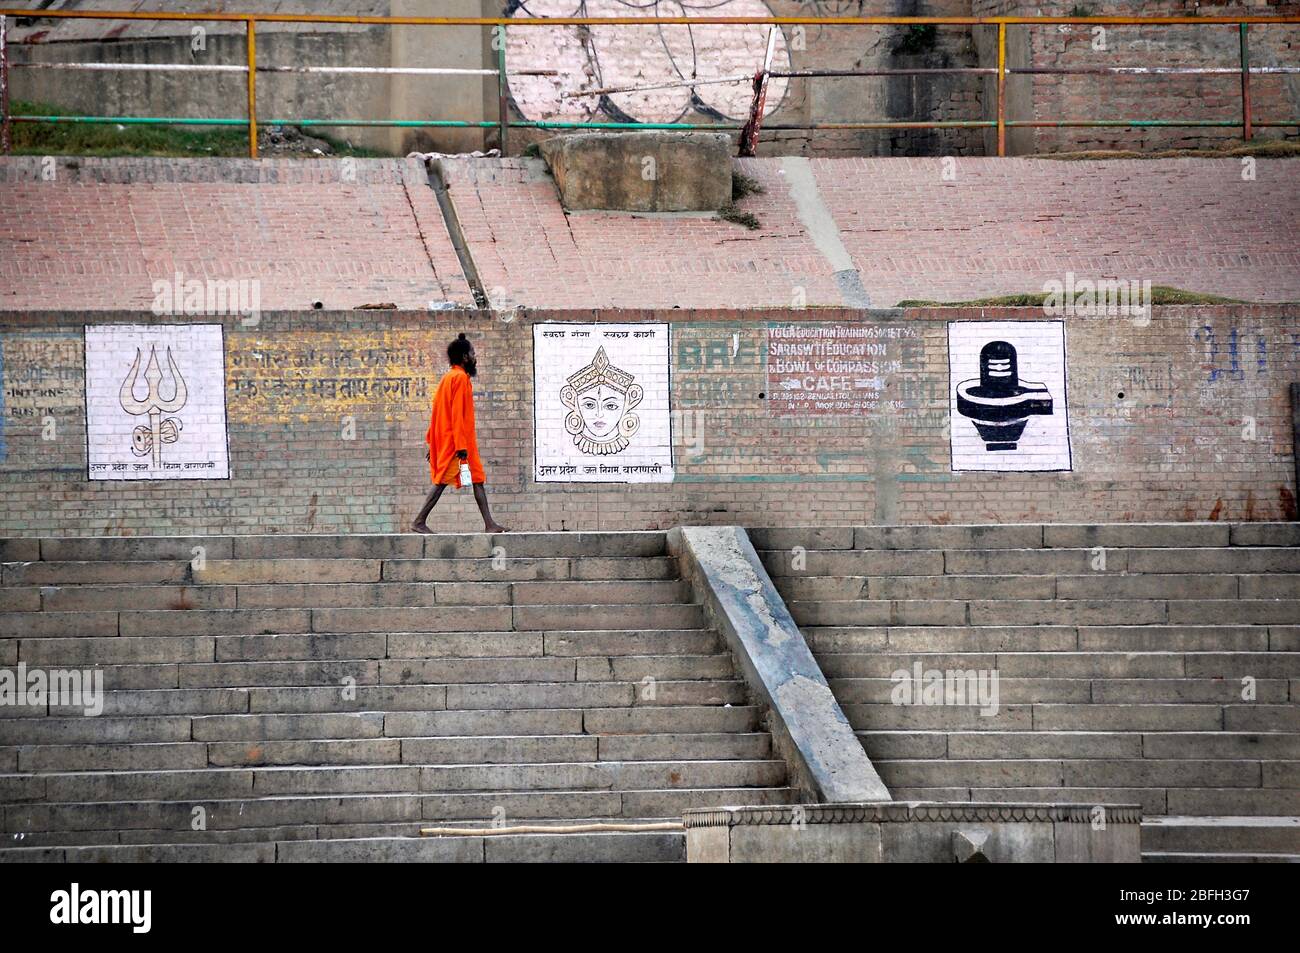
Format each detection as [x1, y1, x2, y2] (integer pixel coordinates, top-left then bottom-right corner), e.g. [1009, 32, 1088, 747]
[760, 523, 1300, 844]
[0, 531, 798, 863]
[1, 785, 796, 839]
[2, 831, 692, 863]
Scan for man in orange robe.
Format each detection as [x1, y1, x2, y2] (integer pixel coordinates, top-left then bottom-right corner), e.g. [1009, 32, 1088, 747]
[411, 333, 508, 534]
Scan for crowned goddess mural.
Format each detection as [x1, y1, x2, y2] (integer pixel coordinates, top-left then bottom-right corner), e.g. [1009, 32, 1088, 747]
[560, 346, 644, 455]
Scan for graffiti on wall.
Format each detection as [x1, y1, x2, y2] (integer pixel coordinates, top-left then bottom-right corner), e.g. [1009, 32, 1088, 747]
[85, 324, 230, 480]
[534, 322, 674, 482]
[504, 0, 791, 123]
[948, 321, 1072, 472]
[226, 332, 433, 424]
[766, 323, 917, 416]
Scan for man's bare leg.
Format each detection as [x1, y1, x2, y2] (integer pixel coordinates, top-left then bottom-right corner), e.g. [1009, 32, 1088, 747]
[473, 483, 509, 533]
[410, 483, 446, 534]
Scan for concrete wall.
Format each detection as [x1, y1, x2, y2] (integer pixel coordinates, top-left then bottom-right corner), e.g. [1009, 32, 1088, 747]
[0, 305, 1295, 536]
[5, 0, 497, 155]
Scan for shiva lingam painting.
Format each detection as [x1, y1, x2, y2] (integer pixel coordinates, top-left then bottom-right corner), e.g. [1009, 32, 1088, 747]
[533, 323, 674, 483]
[84, 324, 231, 481]
[948, 321, 1072, 472]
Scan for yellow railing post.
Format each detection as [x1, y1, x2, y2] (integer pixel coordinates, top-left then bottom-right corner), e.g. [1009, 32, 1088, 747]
[246, 17, 258, 158]
[996, 20, 1006, 157]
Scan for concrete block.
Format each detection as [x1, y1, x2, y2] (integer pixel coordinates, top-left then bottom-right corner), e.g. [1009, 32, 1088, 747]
[540, 132, 731, 212]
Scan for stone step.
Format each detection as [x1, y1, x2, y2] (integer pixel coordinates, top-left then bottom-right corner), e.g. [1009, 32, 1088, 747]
[1142, 851, 1300, 862]
[805, 624, 1283, 654]
[817, 652, 1300, 679]
[2, 604, 706, 641]
[16, 532, 667, 563]
[827, 677, 1290, 705]
[780, 573, 1300, 601]
[890, 787, 1300, 818]
[3, 555, 679, 587]
[839, 702, 1286, 732]
[1141, 816, 1300, 853]
[872, 758, 1286, 789]
[751, 523, 1299, 552]
[0, 831, 688, 864]
[792, 598, 1300, 627]
[4, 784, 795, 834]
[3, 759, 786, 802]
[855, 730, 1300, 761]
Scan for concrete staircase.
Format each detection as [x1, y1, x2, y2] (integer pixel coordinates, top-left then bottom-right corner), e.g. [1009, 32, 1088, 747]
[754, 523, 1300, 863]
[0, 532, 793, 862]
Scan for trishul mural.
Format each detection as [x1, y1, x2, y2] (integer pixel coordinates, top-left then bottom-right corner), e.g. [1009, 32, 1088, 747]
[119, 345, 187, 467]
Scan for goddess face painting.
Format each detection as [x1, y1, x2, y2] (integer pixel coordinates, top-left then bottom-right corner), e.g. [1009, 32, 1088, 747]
[577, 384, 626, 439]
[561, 346, 643, 455]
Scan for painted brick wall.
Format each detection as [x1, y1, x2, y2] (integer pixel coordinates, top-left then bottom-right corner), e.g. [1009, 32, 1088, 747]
[0, 305, 1295, 536]
[973, 0, 1300, 154]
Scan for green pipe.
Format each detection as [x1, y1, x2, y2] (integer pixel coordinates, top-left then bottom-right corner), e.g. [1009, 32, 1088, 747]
[12, 114, 1299, 130]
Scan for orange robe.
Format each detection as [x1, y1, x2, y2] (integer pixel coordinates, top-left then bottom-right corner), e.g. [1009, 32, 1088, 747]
[426, 366, 485, 487]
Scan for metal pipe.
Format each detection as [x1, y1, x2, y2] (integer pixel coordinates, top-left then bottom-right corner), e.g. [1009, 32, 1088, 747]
[20, 115, 1297, 131]
[1010, 65, 1300, 75]
[7, 62, 551, 76]
[246, 18, 257, 158]
[12, 60, 1297, 78]
[1, 10, 1298, 25]
[496, 27, 508, 156]
[996, 22, 1006, 157]
[773, 68, 997, 77]
[1240, 23, 1253, 141]
[563, 73, 752, 98]
[1, 15, 10, 155]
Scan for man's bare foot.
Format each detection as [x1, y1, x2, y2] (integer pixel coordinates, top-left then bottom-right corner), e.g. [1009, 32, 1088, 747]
[485, 523, 510, 533]
[411, 522, 434, 534]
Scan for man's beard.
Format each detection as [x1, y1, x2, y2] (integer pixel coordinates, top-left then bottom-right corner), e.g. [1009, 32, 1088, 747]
[463, 358, 478, 377]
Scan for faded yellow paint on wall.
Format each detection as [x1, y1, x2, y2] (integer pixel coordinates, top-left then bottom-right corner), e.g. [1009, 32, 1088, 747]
[226, 331, 436, 423]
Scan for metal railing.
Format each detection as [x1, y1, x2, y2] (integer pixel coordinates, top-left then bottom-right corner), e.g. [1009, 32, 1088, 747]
[0, 9, 1297, 158]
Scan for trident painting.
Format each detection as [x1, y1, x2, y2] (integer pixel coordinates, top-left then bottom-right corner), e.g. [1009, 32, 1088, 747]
[533, 323, 673, 483]
[84, 324, 230, 480]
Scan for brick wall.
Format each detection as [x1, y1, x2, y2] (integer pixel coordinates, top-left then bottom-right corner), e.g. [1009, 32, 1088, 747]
[973, 0, 1300, 154]
[0, 305, 1295, 536]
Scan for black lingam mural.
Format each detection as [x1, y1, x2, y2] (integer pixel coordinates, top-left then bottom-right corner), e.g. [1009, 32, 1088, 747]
[955, 340, 1054, 451]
